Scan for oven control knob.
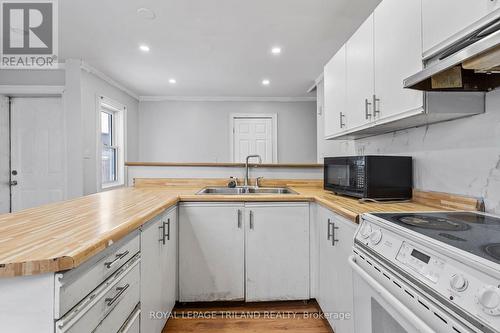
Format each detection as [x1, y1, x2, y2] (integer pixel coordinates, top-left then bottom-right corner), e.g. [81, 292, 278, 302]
[369, 229, 382, 245]
[477, 286, 500, 316]
[360, 223, 372, 239]
[450, 274, 468, 292]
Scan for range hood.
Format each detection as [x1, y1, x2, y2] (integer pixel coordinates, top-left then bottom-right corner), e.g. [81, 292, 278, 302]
[405, 14, 500, 91]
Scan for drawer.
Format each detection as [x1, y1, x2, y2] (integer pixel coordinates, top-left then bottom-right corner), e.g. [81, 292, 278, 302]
[56, 253, 140, 333]
[117, 304, 140, 333]
[55, 231, 140, 318]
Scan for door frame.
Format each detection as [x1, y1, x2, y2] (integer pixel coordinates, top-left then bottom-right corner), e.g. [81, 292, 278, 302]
[229, 113, 278, 163]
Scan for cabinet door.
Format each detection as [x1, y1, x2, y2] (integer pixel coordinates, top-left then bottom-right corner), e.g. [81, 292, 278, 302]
[317, 207, 335, 324]
[179, 203, 245, 301]
[374, 0, 423, 121]
[324, 45, 347, 138]
[140, 216, 164, 333]
[245, 203, 310, 301]
[161, 207, 177, 315]
[317, 206, 357, 333]
[328, 213, 357, 333]
[346, 14, 374, 129]
[422, 0, 491, 53]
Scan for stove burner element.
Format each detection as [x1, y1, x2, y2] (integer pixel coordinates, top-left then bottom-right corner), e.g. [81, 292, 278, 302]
[483, 243, 500, 262]
[396, 215, 471, 231]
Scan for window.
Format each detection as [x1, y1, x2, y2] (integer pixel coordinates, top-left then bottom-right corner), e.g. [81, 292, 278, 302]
[99, 96, 125, 189]
[101, 110, 117, 184]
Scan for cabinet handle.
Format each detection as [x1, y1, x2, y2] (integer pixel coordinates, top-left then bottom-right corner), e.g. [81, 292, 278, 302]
[159, 221, 166, 245]
[104, 250, 129, 269]
[331, 222, 339, 247]
[249, 210, 254, 230]
[365, 98, 372, 120]
[339, 112, 346, 128]
[373, 94, 380, 118]
[105, 284, 130, 307]
[237, 209, 242, 229]
[327, 218, 332, 240]
[166, 218, 171, 241]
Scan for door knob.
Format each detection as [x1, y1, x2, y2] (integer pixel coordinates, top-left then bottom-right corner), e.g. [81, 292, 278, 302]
[10, 180, 18, 186]
[11, 170, 17, 175]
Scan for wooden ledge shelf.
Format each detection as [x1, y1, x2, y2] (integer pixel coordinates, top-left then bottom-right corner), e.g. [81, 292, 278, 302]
[125, 162, 324, 168]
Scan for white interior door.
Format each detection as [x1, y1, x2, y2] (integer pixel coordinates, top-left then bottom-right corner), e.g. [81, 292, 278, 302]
[10, 97, 66, 211]
[0, 96, 9, 213]
[233, 116, 275, 163]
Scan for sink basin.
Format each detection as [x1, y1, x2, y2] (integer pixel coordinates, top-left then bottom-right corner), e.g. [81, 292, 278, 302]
[196, 187, 297, 195]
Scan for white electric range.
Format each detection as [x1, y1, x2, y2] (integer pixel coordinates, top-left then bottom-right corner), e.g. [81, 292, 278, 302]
[350, 211, 500, 333]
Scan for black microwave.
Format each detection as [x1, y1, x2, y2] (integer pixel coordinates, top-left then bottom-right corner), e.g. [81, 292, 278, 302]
[324, 156, 413, 200]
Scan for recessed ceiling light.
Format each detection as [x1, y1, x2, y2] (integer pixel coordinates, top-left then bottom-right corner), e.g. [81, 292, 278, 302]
[137, 8, 156, 20]
[169, 78, 177, 84]
[139, 44, 150, 52]
[271, 47, 281, 55]
[262, 79, 270, 86]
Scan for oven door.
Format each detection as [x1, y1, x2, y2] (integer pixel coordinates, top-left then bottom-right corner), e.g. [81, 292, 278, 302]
[349, 255, 435, 333]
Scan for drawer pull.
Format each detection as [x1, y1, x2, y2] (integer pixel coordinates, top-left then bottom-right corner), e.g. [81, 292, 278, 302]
[105, 283, 130, 307]
[104, 250, 130, 269]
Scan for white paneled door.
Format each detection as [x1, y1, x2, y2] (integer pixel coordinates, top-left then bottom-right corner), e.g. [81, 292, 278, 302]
[232, 116, 276, 163]
[10, 97, 66, 212]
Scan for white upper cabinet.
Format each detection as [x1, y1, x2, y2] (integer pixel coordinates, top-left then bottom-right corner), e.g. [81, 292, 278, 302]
[346, 14, 374, 129]
[324, 45, 346, 138]
[373, 0, 423, 121]
[422, 0, 498, 54]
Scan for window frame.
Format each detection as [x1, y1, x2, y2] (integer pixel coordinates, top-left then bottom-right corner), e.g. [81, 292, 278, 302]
[98, 96, 126, 191]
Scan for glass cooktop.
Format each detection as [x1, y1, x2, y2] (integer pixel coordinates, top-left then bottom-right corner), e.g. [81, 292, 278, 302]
[372, 212, 500, 264]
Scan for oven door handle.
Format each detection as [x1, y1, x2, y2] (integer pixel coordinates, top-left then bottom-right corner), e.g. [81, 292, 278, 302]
[348, 255, 435, 333]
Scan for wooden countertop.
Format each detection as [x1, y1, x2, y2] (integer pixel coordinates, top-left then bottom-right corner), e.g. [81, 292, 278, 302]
[0, 182, 480, 277]
[125, 162, 323, 168]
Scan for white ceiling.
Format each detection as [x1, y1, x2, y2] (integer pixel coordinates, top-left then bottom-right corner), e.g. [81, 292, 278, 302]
[59, 0, 380, 98]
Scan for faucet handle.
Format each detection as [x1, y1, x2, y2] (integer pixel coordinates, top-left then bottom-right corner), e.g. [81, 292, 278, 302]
[255, 177, 264, 188]
[228, 177, 237, 188]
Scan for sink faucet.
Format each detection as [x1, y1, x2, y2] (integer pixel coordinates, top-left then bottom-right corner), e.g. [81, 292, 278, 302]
[244, 155, 262, 187]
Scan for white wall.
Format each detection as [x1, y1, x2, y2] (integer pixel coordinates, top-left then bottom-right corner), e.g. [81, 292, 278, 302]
[0, 96, 9, 213]
[138, 100, 317, 163]
[321, 89, 500, 214]
[80, 69, 139, 195]
[0, 69, 65, 86]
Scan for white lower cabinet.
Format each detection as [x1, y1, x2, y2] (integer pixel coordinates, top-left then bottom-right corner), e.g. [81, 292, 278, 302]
[317, 205, 357, 333]
[179, 202, 310, 302]
[245, 203, 310, 301]
[179, 203, 245, 301]
[141, 206, 177, 333]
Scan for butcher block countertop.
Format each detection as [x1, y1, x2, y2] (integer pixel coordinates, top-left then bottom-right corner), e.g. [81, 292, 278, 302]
[0, 179, 482, 277]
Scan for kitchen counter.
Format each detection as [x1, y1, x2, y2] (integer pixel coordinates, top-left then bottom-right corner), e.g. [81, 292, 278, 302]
[0, 182, 481, 277]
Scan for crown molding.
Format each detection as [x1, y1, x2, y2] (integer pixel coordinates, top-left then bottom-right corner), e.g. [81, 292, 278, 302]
[139, 96, 317, 102]
[80, 61, 139, 100]
[307, 73, 324, 93]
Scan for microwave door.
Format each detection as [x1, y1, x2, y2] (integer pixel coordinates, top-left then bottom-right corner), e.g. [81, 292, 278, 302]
[327, 164, 350, 187]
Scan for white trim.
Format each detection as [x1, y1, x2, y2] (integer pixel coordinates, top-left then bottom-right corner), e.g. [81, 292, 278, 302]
[96, 95, 127, 191]
[229, 113, 278, 163]
[139, 95, 316, 102]
[80, 62, 139, 100]
[0, 85, 65, 96]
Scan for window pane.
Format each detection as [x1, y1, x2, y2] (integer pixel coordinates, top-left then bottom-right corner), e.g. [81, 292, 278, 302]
[102, 147, 117, 183]
[101, 111, 112, 146]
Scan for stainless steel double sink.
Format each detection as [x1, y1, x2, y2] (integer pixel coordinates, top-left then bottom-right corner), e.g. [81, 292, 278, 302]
[196, 187, 297, 195]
